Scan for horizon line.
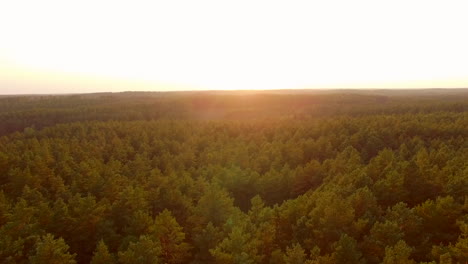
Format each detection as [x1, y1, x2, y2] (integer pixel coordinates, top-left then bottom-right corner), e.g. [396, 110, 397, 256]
[1, 87, 468, 96]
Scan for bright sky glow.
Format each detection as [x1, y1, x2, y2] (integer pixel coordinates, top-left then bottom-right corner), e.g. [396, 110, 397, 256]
[1, 0, 468, 94]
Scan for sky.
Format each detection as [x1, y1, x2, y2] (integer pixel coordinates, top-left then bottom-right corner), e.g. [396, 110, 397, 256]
[1, 0, 468, 94]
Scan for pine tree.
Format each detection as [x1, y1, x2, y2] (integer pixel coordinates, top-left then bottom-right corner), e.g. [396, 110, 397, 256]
[29, 234, 76, 264]
[332, 234, 364, 264]
[210, 226, 261, 264]
[90, 240, 116, 264]
[117, 235, 161, 264]
[382, 240, 415, 264]
[192, 222, 224, 263]
[284, 243, 307, 264]
[153, 209, 191, 264]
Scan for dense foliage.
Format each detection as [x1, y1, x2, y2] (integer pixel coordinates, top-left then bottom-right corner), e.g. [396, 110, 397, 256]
[0, 90, 467, 263]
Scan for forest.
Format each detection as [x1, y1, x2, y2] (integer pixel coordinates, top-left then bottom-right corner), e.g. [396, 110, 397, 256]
[0, 89, 467, 264]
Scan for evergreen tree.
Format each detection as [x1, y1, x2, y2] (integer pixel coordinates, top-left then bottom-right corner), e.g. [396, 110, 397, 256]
[332, 234, 364, 264]
[90, 240, 116, 264]
[117, 235, 161, 264]
[382, 240, 415, 264]
[210, 226, 262, 264]
[29, 234, 76, 264]
[284, 243, 307, 264]
[153, 209, 191, 264]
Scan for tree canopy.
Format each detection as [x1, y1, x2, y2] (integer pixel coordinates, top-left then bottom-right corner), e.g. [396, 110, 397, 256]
[0, 90, 467, 263]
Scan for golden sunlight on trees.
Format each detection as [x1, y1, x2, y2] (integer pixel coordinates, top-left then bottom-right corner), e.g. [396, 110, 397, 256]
[0, 90, 466, 263]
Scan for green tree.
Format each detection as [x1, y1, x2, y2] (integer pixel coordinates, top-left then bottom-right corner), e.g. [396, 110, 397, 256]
[363, 220, 403, 263]
[90, 240, 116, 264]
[332, 234, 364, 264]
[153, 209, 191, 264]
[117, 235, 161, 264]
[210, 226, 262, 264]
[29, 234, 76, 264]
[284, 243, 307, 264]
[189, 183, 236, 230]
[382, 240, 415, 264]
[192, 222, 224, 263]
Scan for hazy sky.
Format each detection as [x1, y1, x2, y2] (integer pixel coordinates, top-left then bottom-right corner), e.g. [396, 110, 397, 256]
[1, 0, 468, 94]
